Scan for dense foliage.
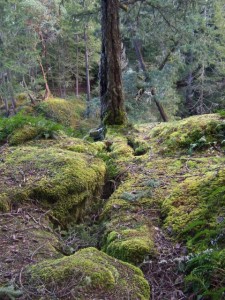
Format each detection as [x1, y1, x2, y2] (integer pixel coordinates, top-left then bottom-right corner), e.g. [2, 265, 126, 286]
[1, 0, 225, 121]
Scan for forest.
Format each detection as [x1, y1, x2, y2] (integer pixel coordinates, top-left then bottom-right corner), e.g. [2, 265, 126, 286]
[0, 0, 225, 299]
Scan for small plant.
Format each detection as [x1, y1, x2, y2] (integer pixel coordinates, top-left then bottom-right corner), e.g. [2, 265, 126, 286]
[184, 249, 225, 299]
[217, 109, 225, 119]
[0, 111, 74, 145]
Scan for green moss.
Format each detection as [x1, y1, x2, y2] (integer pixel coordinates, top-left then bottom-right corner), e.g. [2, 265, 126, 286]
[162, 164, 225, 251]
[9, 125, 39, 145]
[127, 135, 150, 156]
[26, 247, 150, 299]
[37, 97, 85, 128]
[103, 225, 155, 265]
[110, 140, 133, 159]
[0, 194, 10, 212]
[102, 198, 130, 217]
[150, 114, 225, 154]
[0, 145, 106, 224]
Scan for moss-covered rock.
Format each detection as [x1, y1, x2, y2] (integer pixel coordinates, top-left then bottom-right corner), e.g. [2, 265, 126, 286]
[150, 114, 225, 154]
[103, 225, 155, 265]
[25, 247, 150, 299]
[0, 145, 106, 224]
[9, 125, 40, 145]
[37, 97, 85, 128]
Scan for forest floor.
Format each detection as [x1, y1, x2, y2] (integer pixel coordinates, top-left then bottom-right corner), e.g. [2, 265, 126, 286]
[0, 111, 225, 299]
[106, 124, 189, 300]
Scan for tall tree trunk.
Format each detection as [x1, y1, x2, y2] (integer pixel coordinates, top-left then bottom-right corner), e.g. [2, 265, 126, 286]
[84, 25, 91, 117]
[198, 65, 205, 115]
[133, 38, 168, 122]
[133, 39, 148, 75]
[185, 52, 194, 116]
[75, 34, 79, 97]
[6, 70, 16, 114]
[100, 0, 126, 125]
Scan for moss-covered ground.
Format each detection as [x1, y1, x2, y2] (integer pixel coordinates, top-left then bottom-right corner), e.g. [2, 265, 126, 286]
[0, 110, 225, 299]
[99, 114, 225, 299]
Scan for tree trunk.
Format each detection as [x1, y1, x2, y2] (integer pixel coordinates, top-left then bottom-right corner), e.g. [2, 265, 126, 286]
[75, 34, 79, 97]
[133, 39, 148, 75]
[38, 58, 51, 100]
[154, 98, 168, 122]
[133, 38, 168, 122]
[0, 95, 9, 116]
[100, 0, 126, 125]
[6, 70, 16, 114]
[84, 25, 91, 117]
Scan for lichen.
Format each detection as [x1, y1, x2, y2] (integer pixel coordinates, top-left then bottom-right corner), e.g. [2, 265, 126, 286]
[26, 247, 150, 299]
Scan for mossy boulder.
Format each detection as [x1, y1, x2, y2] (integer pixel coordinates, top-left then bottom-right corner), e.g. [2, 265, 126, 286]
[0, 145, 106, 224]
[150, 114, 225, 154]
[103, 225, 155, 265]
[25, 247, 150, 299]
[9, 125, 40, 145]
[37, 97, 85, 128]
[105, 126, 134, 160]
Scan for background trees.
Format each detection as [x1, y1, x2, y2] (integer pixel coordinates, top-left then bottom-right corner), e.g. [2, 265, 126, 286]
[0, 0, 225, 121]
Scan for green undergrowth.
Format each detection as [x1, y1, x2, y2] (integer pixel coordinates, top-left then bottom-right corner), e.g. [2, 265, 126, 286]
[0, 97, 96, 146]
[0, 111, 71, 145]
[161, 159, 225, 299]
[25, 247, 150, 299]
[184, 249, 225, 299]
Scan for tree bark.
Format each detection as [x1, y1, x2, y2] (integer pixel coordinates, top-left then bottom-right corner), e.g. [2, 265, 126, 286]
[75, 34, 79, 97]
[6, 70, 16, 114]
[100, 0, 126, 125]
[84, 25, 91, 117]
